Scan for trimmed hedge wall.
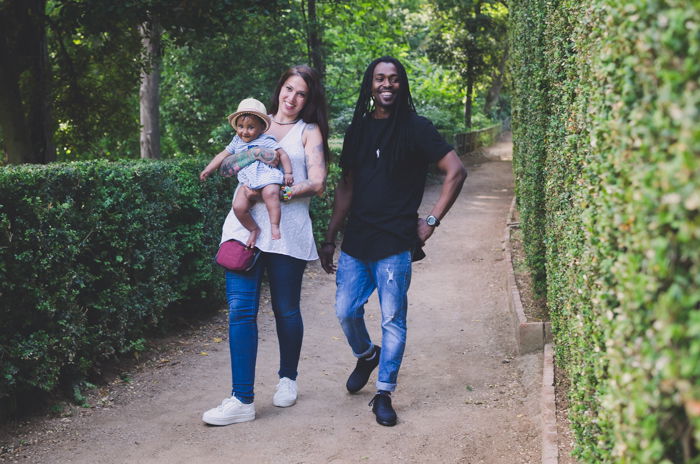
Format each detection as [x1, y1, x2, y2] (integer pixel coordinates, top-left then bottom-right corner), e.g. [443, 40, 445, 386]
[0, 159, 231, 408]
[511, 1, 700, 462]
[0, 157, 337, 414]
[0, 158, 340, 419]
[453, 123, 503, 156]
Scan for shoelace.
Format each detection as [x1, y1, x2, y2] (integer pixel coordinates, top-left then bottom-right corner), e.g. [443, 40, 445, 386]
[368, 393, 390, 407]
[218, 397, 237, 410]
[278, 383, 289, 394]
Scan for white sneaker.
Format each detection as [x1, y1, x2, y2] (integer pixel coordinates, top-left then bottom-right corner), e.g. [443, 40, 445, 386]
[202, 396, 255, 425]
[273, 377, 297, 407]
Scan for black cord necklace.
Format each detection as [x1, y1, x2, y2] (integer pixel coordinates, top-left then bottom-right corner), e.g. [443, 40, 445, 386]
[271, 117, 300, 125]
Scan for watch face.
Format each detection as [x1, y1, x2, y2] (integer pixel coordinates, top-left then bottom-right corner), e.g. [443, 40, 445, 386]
[427, 216, 437, 226]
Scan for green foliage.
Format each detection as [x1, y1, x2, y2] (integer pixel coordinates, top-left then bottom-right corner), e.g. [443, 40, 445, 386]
[319, 0, 498, 136]
[426, 0, 509, 128]
[511, 0, 700, 461]
[44, 0, 298, 161]
[0, 156, 338, 413]
[48, 0, 143, 160]
[0, 159, 232, 406]
[321, 0, 414, 111]
[4, 1, 499, 163]
[310, 158, 342, 244]
[509, 0, 548, 297]
[160, 6, 304, 157]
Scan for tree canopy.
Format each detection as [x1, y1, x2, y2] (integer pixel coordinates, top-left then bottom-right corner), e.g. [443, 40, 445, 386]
[0, 0, 510, 163]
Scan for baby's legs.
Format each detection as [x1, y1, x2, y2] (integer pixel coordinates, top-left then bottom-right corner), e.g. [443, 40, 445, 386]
[261, 184, 282, 240]
[232, 187, 260, 248]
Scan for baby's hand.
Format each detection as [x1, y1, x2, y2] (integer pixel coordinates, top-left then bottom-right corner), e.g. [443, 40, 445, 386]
[284, 173, 294, 186]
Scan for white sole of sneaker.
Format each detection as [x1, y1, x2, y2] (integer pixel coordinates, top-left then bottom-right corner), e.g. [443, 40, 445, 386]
[273, 397, 296, 408]
[202, 411, 255, 426]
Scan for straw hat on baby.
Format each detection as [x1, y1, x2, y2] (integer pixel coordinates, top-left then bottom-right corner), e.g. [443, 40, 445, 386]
[228, 98, 271, 132]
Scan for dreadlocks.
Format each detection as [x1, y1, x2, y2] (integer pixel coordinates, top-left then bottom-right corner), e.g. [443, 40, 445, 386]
[340, 56, 416, 176]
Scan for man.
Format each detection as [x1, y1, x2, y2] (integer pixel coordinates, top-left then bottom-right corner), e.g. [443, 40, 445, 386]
[319, 56, 467, 426]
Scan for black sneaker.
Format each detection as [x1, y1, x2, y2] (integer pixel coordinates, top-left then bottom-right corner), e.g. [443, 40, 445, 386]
[346, 346, 381, 393]
[369, 392, 397, 426]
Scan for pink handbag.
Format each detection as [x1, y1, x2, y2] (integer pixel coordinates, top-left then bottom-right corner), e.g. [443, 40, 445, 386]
[215, 240, 260, 271]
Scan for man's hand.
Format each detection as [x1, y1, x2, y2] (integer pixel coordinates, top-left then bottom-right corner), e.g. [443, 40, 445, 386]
[416, 217, 435, 246]
[319, 243, 337, 274]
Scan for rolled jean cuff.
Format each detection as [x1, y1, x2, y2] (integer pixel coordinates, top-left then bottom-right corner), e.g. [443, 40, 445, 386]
[354, 344, 376, 359]
[376, 381, 396, 392]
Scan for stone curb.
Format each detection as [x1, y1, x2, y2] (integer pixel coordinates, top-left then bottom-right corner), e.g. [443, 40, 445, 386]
[503, 197, 552, 354]
[542, 344, 558, 464]
[503, 197, 558, 463]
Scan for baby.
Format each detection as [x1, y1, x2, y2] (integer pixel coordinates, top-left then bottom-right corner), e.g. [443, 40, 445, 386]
[224, 98, 293, 247]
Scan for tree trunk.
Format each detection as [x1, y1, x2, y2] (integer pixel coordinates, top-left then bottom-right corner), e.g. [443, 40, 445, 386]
[463, 2, 480, 129]
[0, 0, 54, 164]
[484, 46, 508, 117]
[465, 61, 474, 129]
[29, 3, 55, 164]
[139, 17, 161, 160]
[305, 0, 324, 77]
[0, 36, 32, 164]
[464, 79, 473, 129]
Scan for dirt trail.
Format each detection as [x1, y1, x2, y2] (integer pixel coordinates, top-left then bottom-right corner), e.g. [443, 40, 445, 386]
[0, 135, 542, 464]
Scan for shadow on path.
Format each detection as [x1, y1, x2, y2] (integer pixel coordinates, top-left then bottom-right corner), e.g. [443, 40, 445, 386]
[0, 135, 542, 464]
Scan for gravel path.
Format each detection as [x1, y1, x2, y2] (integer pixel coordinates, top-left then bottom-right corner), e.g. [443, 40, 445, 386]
[0, 136, 543, 464]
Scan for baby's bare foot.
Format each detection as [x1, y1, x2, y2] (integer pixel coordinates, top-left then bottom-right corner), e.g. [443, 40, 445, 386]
[271, 224, 281, 240]
[246, 228, 260, 248]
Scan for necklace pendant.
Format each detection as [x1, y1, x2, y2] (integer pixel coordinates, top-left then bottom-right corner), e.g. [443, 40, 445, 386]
[376, 149, 380, 158]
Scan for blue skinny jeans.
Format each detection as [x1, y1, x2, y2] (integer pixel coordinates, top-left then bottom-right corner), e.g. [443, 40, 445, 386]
[225, 251, 307, 404]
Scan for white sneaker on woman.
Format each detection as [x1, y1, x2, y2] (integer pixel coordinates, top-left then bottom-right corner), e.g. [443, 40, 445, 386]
[202, 396, 255, 425]
[273, 377, 297, 407]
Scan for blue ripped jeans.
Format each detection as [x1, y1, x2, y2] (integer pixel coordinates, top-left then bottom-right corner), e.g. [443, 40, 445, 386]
[225, 252, 307, 404]
[335, 250, 412, 392]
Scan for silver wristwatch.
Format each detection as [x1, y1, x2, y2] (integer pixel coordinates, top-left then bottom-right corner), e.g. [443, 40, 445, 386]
[426, 215, 441, 227]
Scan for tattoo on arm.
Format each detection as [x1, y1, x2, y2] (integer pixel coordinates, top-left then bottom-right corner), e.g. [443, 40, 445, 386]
[303, 123, 318, 134]
[239, 151, 255, 165]
[251, 147, 276, 163]
[305, 144, 326, 169]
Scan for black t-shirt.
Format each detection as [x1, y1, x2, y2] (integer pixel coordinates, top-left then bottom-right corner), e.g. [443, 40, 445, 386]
[341, 113, 453, 261]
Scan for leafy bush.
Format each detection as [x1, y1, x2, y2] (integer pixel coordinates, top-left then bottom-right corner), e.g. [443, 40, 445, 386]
[511, 1, 700, 462]
[0, 159, 231, 406]
[0, 157, 337, 415]
[509, 0, 549, 297]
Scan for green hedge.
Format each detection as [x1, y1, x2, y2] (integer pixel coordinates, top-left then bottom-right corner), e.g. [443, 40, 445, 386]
[511, 1, 700, 462]
[0, 157, 337, 415]
[509, 0, 549, 297]
[453, 124, 503, 156]
[0, 159, 231, 408]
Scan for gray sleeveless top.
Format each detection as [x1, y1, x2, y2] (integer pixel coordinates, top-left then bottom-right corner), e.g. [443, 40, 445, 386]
[220, 120, 319, 261]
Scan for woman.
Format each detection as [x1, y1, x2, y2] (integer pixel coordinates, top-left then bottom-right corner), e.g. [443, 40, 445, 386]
[199, 65, 329, 426]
